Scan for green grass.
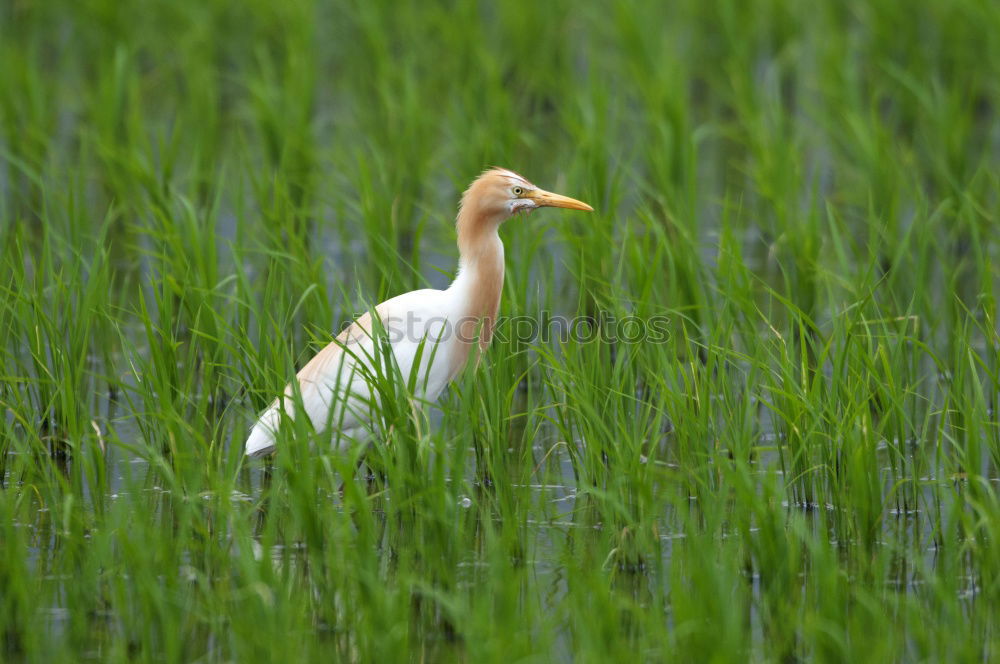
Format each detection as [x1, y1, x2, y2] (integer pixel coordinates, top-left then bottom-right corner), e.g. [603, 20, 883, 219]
[2, 0, 999, 661]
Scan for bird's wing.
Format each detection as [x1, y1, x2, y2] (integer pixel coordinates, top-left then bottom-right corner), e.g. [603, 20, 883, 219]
[244, 309, 381, 457]
[245, 290, 453, 457]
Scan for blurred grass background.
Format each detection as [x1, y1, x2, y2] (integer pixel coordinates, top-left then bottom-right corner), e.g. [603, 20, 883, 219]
[1, 0, 999, 661]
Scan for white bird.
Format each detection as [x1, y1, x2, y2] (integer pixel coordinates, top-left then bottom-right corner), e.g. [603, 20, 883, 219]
[245, 168, 592, 457]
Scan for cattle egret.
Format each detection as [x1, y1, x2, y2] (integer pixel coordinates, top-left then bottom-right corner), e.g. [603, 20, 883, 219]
[245, 168, 592, 457]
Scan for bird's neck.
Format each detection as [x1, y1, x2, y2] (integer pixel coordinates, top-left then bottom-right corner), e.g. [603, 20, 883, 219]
[450, 210, 505, 352]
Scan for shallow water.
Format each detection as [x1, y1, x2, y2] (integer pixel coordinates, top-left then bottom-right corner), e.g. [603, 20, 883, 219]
[8, 383, 991, 660]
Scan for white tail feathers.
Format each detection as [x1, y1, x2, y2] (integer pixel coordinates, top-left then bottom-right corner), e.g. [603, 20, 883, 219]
[244, 401, 282, 457]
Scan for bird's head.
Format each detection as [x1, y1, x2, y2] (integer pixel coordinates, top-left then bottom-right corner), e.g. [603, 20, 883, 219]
[459, 168, 593, 226]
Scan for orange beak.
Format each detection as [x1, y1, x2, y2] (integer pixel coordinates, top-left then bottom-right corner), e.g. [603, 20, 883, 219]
[529, 188, 593, 212]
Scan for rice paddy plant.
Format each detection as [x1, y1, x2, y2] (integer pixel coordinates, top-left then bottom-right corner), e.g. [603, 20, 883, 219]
[2, 0, 999, 661]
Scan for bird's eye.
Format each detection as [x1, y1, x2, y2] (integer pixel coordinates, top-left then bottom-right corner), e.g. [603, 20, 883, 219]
[512, 186, 523, 197]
